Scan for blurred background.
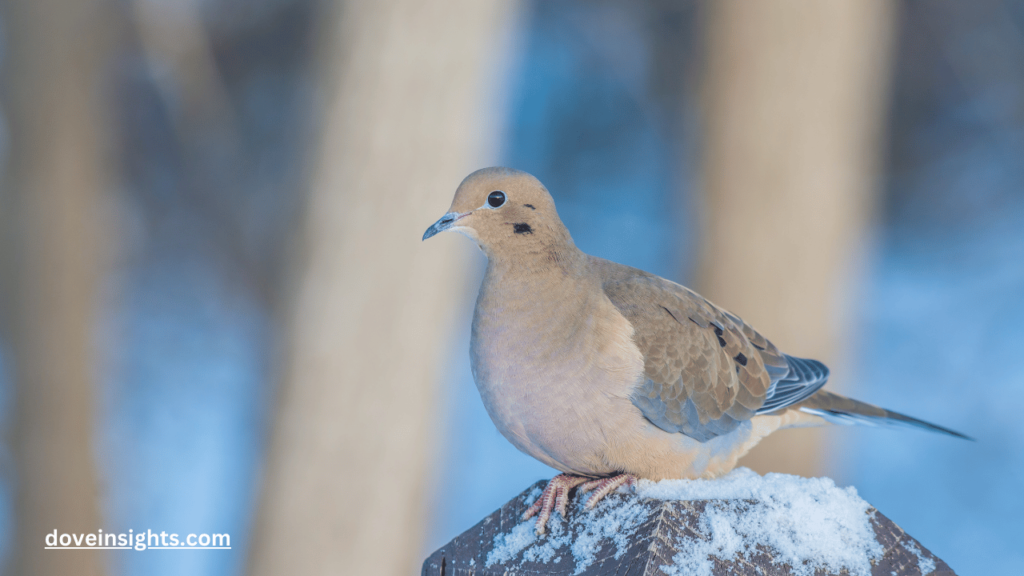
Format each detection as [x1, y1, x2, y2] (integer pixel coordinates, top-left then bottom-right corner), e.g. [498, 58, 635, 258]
[0, 0, 1020, 574]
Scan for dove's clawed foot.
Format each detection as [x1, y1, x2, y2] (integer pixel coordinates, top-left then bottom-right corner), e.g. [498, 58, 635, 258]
[579, 473, 637, 509]
[522, 473, 637, 535]
[522, 474, 588, 534]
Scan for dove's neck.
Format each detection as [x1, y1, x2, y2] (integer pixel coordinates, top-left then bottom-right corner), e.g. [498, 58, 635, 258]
[479, 236, 592, 308]
[472, 245, 601, 361]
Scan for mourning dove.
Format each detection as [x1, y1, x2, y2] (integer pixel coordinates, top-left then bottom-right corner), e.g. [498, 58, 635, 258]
[423, 167, 969, 534]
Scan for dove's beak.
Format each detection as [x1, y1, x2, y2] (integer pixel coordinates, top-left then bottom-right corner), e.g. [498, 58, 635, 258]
[422, 211, 468, 241]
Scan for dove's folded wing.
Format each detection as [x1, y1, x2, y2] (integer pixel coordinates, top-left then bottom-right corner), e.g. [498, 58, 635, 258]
[596, 261, 829, 443]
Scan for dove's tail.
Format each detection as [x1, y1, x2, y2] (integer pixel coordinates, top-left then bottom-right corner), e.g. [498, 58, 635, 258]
[796, 390, 973, 440]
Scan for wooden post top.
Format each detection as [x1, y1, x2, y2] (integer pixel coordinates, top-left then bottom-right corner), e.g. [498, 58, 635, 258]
[423, 480, 955, 576]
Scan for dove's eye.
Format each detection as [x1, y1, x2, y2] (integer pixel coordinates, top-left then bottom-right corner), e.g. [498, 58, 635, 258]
[487, 191, 506, 208]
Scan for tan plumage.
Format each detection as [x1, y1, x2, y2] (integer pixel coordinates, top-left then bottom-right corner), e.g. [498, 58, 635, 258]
[423, 167, 969, 533]
[599, 265, 780, 437]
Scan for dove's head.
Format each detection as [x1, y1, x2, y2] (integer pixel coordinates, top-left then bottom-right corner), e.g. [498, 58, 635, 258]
[423, 167, 576, 260]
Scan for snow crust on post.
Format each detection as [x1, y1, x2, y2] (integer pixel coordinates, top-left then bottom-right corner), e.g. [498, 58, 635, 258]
[639, 468, 882, 576]
[488, 468, 895, 576]
[487, 485, 653, 572]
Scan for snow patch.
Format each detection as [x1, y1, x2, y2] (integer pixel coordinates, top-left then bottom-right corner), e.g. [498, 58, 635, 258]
[570, 497, 650, 571]
[486, 487, 650, 574]
[487, 520, 545, 566]
[904, 539, 936, 575]
[487, 469, 882, 576]
[524, 485, 543, 506]
[641, 468, 882, 576]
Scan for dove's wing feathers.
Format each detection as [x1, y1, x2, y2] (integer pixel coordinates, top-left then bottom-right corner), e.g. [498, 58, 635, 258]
[757, 355, 829, 414]
[595, 258, 829, 443]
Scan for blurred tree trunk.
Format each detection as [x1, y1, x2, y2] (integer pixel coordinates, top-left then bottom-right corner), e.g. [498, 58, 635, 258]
[248, 1, 517, 575]
[698, 0, 896, 476]
[0, 0, 117, 575]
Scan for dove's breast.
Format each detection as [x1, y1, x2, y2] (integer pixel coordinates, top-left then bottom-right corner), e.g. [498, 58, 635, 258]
[469, 270, 647, 476]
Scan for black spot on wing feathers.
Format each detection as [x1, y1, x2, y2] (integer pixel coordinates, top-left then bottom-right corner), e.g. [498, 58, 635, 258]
[734, 353, 747, 366]
[513, 223, 533, 234]
[523, 204, 536, 210]
[710, 324, 727, 347]
[661, 306, 683, 324]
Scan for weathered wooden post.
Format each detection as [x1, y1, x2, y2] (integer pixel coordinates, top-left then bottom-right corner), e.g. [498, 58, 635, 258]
[423, 476, 955, 576]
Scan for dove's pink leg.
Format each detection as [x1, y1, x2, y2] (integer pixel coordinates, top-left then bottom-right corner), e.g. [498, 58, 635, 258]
[579, 474, 637, 509]
[522, 474, 589, 534]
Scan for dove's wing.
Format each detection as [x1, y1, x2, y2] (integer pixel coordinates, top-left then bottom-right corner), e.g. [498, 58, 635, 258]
[596, 260, 829, 442]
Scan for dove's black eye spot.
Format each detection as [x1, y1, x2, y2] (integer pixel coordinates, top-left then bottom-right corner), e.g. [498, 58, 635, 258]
[523, 204, 536, 210]
[488, 191, 506, 208]
[513, 223, 533, 235]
